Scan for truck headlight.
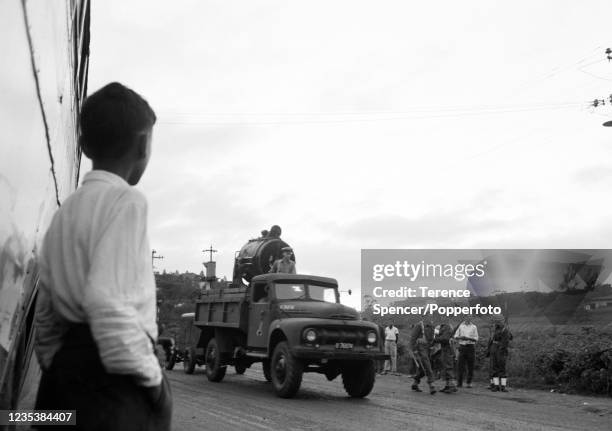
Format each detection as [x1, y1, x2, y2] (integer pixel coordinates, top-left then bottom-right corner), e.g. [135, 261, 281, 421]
[367, 331, 377, 344]
[304, 328, 317, 343]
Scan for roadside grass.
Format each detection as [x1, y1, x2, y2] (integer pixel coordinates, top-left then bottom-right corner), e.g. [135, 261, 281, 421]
[394, 324, 612, 396]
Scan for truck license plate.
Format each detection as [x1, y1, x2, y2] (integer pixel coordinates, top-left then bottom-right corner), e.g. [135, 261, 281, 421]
[335, 342, 353, 349]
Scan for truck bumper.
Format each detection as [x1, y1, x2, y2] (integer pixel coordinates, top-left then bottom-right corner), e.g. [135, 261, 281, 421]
[291, 346, 389, 361]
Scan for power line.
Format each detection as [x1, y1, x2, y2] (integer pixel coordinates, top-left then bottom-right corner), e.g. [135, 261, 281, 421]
[158, 102, 585, 127]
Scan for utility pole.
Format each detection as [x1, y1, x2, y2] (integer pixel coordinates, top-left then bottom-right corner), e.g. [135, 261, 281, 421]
[587, 47, 612, 126]
[203, 245, 217, 263]
[152, 249, 164, 269]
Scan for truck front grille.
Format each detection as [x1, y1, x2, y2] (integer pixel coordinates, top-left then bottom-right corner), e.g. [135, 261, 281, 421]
[317, 328, 367, 346]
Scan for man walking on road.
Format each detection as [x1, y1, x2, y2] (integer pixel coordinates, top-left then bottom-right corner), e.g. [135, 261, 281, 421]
[435, 319, 458, 393]
[454, 315, 478, 388]
[410, 320, 436, 394]
[383, 323, 399, 374]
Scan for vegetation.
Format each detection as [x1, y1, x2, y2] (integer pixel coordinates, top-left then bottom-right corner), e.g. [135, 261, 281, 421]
[362, 287, 612, 396]
[155, 271, 200, 343]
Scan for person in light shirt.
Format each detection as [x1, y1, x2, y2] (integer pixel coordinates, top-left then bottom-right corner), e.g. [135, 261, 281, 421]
[453, 315, 479, 388]
[269, 246, 297, 274]
[383, 323, 399, 374]
[34, 83, 171, 430]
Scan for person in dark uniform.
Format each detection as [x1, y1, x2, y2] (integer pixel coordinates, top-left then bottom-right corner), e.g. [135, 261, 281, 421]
[267, 225, 282, 238]
[410, 320, 436, 394]
[487, 315, 513, 392]
[434, 320, 458, 393]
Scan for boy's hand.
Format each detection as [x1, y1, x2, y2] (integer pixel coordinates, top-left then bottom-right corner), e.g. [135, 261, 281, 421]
[144, 384, 162, 405]
[143, 372, 172, 412]
[143, 372, 172, 429]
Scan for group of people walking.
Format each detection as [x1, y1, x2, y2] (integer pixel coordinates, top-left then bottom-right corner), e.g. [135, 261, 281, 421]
[380, 315, 512, 395]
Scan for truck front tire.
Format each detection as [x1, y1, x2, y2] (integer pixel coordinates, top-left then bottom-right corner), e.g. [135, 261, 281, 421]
[270, 341, 303, 398]
[205, 338, 227, 382]
[183, 347, 197, 374]
[342, 360, 376, 398]
[262, 359, 272, 382]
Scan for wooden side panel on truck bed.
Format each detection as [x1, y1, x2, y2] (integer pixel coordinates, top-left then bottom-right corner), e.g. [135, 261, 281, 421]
[194, 286, 249, 332]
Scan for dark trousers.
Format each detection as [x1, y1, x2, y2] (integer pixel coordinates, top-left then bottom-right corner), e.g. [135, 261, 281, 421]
[457, 344, 475, 385]
[34, 325, 172, 431]
[414, 351, 434, 384]
[490, 348, 508, 378]
[440, 347, 455, 383]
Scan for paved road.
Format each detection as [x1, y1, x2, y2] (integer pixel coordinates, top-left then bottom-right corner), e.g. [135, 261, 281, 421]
[168, 364, 612, 431]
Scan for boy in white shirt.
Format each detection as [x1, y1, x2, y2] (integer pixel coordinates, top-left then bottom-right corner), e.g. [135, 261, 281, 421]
[34, 82, 171, 430]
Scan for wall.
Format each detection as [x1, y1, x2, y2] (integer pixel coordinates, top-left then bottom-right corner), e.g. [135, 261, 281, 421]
[0, 0, 90, 409]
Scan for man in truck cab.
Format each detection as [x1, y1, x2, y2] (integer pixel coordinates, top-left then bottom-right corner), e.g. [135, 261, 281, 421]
[269, 246, 297, 274]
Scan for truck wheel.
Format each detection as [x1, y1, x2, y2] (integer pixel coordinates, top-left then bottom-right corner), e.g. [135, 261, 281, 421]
[235, 363, 247, 375]
[270, 341, 303, 398]
[205, 338, 227, 382]
[262, 360, 272, 382]
[183, 347, 197, 374]
[342, 360, 376, 398]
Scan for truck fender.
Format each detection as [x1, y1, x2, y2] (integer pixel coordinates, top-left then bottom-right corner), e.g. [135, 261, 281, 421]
[267, 319, 288, 354]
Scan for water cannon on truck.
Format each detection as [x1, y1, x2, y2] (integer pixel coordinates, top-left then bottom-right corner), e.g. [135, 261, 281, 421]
[184, 229, 388, 398]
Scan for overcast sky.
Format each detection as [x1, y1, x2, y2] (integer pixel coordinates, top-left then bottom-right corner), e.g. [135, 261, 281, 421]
[85, 1, 612, 309]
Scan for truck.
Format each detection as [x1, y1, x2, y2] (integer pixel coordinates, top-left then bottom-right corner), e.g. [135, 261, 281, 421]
[189, 235, 387, 398]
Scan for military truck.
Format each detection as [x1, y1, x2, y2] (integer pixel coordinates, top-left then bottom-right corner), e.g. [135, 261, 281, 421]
[192, 235, 387, 398]
[158, 313, 203, 373]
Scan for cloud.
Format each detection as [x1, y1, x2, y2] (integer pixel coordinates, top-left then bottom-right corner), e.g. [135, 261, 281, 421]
[573, 165, 612, 185]
[77, 0, 612, 305]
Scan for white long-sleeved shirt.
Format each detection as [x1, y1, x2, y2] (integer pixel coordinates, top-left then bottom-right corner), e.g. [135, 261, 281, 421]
[35, 170, 161, 387]
[454, 322, 479, 345]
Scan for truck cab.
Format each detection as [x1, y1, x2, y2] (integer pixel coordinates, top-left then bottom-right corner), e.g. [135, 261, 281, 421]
[193, 273, 387, 398]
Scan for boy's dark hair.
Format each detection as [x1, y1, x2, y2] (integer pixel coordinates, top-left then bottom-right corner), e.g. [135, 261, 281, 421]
[80, 82, 156, 159]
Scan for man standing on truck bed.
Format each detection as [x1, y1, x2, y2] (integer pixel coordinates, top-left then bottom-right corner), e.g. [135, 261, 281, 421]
[33, 83, 171, 430]
[269, 246, 297, 274]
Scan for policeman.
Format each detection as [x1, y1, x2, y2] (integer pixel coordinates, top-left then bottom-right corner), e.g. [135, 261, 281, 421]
[269, 246, 296, 274]
[487, 315, 513, 392]
[434, 319, 457, 393]
[410, 319, 436, 394]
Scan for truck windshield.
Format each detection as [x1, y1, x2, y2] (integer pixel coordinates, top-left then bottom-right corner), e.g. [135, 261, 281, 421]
[308, 285, 338, 303]
[274, 283, 338, 303]
[275, 283, 307, 300]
